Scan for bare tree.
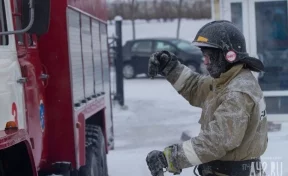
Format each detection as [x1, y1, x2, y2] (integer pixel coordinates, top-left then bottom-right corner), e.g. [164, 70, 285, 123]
[176, 0, 184, 38]
[128, 0, 137, 39]
[106, 0, 211, 21]
[143, 1, 150, 21]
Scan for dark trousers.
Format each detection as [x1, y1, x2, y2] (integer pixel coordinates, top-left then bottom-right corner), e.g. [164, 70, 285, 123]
[196, 158, 264, 176]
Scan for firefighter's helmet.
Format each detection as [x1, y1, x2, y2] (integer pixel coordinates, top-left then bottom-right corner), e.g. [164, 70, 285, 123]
[192, 20, 264, 72]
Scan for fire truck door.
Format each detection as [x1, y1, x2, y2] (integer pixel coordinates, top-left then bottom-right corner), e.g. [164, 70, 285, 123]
[18, 34, 47, 168]
[13, 0, 46, 167]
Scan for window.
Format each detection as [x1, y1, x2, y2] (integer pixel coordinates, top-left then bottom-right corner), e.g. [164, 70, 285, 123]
[0, 0, 8, 45]
[13, 0, 24, 45]
[27, 34, 35, 46]
[231, 3, 243, 33]
[131, 41, 152, 53]
[255, 1, 288, 90]
[175, 41, 191, 50]
[255, 1, 288, 52]
[154, 41, 176, 52]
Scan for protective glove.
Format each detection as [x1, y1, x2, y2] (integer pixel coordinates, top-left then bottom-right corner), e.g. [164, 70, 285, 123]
[146, 147, 182, 176]
[146, 150, 167, 176]
[148, 50, 180, 78]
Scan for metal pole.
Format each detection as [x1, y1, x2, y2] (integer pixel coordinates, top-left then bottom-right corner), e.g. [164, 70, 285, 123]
[115, 17, 124, 106]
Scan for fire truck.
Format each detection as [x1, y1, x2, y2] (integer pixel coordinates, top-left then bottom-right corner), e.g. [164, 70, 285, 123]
[212, 0, 288, 122]
[0, 0, 113, 175]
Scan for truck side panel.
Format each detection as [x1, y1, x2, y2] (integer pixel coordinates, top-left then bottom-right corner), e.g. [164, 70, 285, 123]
[67, 6, 110, 168]
[37, 0, 111, 171]
[80, 15, 94, 99]
[92, 20, 104, 95]
[68, 9, 85, 105]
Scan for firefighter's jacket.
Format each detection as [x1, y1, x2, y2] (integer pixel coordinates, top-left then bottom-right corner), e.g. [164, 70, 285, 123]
[166, 63, 268, 169]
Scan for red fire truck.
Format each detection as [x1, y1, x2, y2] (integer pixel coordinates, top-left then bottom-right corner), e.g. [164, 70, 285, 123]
[0, 0, 113, 175]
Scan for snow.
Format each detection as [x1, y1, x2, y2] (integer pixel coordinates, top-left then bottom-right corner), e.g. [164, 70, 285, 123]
[107, 77, 288, 176]
[107, 19, 212, 45]
[107, 78, 201, 176]
[114, 16, 123, 21]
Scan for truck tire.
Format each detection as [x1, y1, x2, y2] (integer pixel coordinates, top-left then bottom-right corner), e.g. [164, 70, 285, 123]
[79, 125, 108, 176]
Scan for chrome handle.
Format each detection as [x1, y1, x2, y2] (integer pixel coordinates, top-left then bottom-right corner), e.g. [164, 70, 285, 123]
[40, 74, 49, 80]
[17, 77, 27, 84]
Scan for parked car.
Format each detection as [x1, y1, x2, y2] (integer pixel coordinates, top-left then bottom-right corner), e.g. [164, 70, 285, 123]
[122, 38, 206, 79]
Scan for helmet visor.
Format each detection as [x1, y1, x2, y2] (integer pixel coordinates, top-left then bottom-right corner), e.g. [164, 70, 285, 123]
[192, 41, 220, 49]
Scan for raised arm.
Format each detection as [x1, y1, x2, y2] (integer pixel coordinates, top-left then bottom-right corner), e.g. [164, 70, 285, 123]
[165, 63, 212, 108]
[148, 50, 212, 108]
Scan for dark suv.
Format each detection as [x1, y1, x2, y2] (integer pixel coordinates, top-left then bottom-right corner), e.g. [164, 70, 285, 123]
[122, 38, 206, 79]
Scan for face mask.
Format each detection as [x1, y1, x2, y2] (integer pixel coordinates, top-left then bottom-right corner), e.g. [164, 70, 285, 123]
[201, 48, 231, 78]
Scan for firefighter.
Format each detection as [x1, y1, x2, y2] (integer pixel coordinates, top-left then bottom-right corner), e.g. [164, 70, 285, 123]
[146, 20, 268, 176]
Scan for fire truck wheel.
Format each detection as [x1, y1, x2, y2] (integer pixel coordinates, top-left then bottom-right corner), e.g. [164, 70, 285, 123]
[79, 125, 108, 176]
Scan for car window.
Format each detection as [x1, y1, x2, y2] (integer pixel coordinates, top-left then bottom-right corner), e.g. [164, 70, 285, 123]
[0, 0, 8, 45]
[176, 41, 194, 51]
[154, 41, 176, 52]
[170, 40, 200, 53]
[131, 41, 152, 53]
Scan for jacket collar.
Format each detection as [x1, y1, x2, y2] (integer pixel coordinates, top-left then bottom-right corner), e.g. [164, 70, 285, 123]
[213, 64, 244, 89]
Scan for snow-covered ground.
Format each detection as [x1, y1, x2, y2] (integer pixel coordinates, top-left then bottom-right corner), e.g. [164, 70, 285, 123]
[107, 19, 212, 45]
[107, 77, 288, 176]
